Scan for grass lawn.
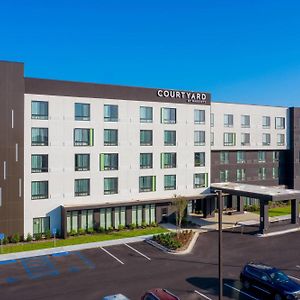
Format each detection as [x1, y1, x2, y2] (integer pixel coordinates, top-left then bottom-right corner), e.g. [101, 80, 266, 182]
[251, 205, 298, 217]
[0, 227, 168, 255]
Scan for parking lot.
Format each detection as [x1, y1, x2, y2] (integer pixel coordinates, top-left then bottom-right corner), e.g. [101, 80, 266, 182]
[0, 230, 300, 300]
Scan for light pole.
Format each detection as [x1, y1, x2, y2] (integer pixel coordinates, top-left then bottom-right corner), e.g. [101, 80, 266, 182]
[216, 190, 223, 300]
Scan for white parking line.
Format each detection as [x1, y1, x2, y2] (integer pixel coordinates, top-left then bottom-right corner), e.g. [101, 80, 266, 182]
[100, 247, 124, 265]
[194, 290, 212, 300]
[224, 283, 260, 300]
[289, 275, 300, 282]
[124, 243, 151, 261]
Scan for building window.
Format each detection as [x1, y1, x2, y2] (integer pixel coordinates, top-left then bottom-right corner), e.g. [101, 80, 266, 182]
[272, 151, 279, 162]
[113, 207, 126, 229]
[241, 133, 250, 146]
[161, 153, 176, 168]
[224, 114, 233, 127]
[161, 107, 176, 124]
[33, 217, 50, 235]
[275, 117, 285, 129]
[237, 151, 245, 163]
[194, 110, 205, 124]
[224, 133, 236, 146]
[104, 177, 118, 195]
[80, 209, 94, 231]
[67, 211, 79, 233]
[31, 101, 48, 120]
[31, 181, 48, 200]
[74, 128, 94, 146]
[262, 133, 271, 146]
[139, 176, 156, 192]
[75, 103, 90, 121]
[258, 151, 266, 162]
[241, 115, 250, 128]
[140, 153, 153, 169]
[100, 153, 118, 170]
[164, 130, 176, 146]
[194, 173, 208, 188]
[211, 132, 214, 146]
[262, 116, 271, 129]
[236, 169, 246, 182]
[194, 152, 205, 167]
[211, 113, 214, 127]
[104, 129, 118, 146]
[104, 104, 118, 122]
[75, 154, 90, 171]
[272, 167, 279, 179]
[31, 155, 48, 173]
[140, 106, 153, 123]
[220, 170, 229, 182]
[277, 134, 285, 146]
[164, 175, 176, 190]
[220, 151, 229, 164]
[258, 167, 266, 180]
[194, 131, 205, 146]
[31, 128, 48, 146]
[75, 179, 90, 196]
[140, 130, 153, 146]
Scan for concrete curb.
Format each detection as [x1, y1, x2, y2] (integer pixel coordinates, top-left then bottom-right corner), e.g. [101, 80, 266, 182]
[257, 227, 300, 237]
[0, 234, 154, 262]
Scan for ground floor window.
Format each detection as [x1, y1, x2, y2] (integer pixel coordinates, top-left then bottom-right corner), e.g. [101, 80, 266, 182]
[80, 210, 93, 230]
[99, 208, 113, 229]
[132, 204, 155, 225]
[33, 217, 50, 234]
[114, 206, 126, 228]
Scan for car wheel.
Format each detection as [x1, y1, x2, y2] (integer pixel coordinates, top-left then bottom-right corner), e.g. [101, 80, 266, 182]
[243, 280, 251, 290]
[274, 294, 282, 300]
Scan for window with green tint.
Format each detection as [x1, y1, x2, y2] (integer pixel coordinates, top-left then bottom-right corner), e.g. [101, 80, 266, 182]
[161, 107, 176, 124]
[139, 176, 156, 192]
[241, 133, 250, 146]
[236, 169, 246, 181]
[258, 151, 266, 162]
[75, 154, 90, 171]
[104, 177, 118, 195]
[161, 153, 176, 168]
[194, 131, 205, 146]
[272, 151, 279, 162]
[164, 175, 176, 190]
[80, 209, 93, 230]
[224, 114, 233, 127]
[237, 151, 245, 163]
[275, 117, 285, 129]
[194, 173, 207, 188]
[31, 154, 48, 173]
[74, 128, 94, 146]
[277, 134, 285, 146]
[164, 130, 176, 146]
[262, 133, 271, 146]
[258, 167, 266, 180]
[194, 152, 205, 167]
[31, 101, 48, 120]
[104, 129, 118, 146]
[75, 103, 90, 121]
[220, 170, 229, 182]
[241, 115, 250, 128]
[140, 106, 153, 123]
[224, 132, 236, 146]
[100, 153, 118, 170]
[194, 109, 205, 124]
[31, 128, 48, 146]
[262, 116, 271, 128]
[140, 153, 153, 169]
[104, 104, 118, 122]
[140, 130, 153, 146]
[33, 217, 50, 234]
[220, 151, 229, 164]
[272, 167, 279, 179]
[75, 179, 90, 196]
[31, 181, 48, 199]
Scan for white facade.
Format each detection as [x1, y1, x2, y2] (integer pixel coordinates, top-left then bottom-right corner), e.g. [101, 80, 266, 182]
[23, 94, 211, 235]
[211, 102, 289, 151]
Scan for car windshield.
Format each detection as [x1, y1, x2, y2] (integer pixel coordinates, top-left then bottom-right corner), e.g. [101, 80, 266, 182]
[269, 271, 289, 283]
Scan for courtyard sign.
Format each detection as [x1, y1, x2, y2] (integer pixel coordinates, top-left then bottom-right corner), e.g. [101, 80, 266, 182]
[157, 89, 208, 104]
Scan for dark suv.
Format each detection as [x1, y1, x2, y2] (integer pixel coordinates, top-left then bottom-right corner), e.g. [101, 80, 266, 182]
[240, 263, 300, 300]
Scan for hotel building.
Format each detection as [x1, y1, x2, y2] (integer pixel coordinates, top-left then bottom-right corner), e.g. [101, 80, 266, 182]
[0, 61, 299, 238]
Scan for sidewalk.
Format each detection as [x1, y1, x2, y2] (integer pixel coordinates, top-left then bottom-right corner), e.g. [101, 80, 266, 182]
[0, 234, 154, 262]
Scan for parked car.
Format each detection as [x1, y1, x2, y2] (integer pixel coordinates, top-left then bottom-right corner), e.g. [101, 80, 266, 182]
[141, 288, 180, 300]
[240, 262, 300, 299]
[103, 294, 130, 300]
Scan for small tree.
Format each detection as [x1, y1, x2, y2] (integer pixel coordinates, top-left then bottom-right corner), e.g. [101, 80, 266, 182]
[173, 194, 188, 233]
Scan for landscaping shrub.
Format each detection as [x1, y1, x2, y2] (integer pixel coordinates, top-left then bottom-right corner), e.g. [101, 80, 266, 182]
[45, 229, 51, 239]
[2, 236, 9, 245]
[118, 224, 125, 231]
[150, 221, 157, 227]
[153, 231, 194, 250]
[10, 233, 20, 244]
[128, 223, 136, 230]
[26, 233, 33, 242]
[78, 228, 86, 235]
[87, 227, 94, 234]
[68, 230, 77, 237]
[141, 222, 147, 228]
[244, 204, 259, 212]
[34, 233, 43, 240]
[97, 226, 105, 233]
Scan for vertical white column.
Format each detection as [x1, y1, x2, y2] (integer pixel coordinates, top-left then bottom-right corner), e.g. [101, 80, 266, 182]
[16, 143, 19, 162]
[11, 109, 14, 129]
[3, 161, 6, 180]
[19, 178, 22, 198]
[0, 187, 2, 207]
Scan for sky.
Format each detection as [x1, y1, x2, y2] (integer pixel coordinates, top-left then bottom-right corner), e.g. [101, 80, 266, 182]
[1, 0, 300, 106]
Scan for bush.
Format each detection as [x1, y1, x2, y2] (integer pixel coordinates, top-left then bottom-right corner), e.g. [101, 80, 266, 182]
[150, 221, 158, 227]
[45, 229, 51, 239]
[141, 222, 147, 228]
[26, 233, 33, 242]
[34, 233, 42, 240]
[153, 232, 183, 250]
[244, 204, 259, 212]
[68, 230, 77, 237]
[97, 226, 105, 233]
[78, 228, 86, 235]
[10, 233, 20, 244]
[87, 227, 94, 234]
[128, 223, 136, 230]
[2, 236, 9, 245]
[118, 224, 125, 231]
[107, 226, 114, 232]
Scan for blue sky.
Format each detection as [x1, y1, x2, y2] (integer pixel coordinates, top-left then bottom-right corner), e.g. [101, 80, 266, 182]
[1, 0, 300, 106]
